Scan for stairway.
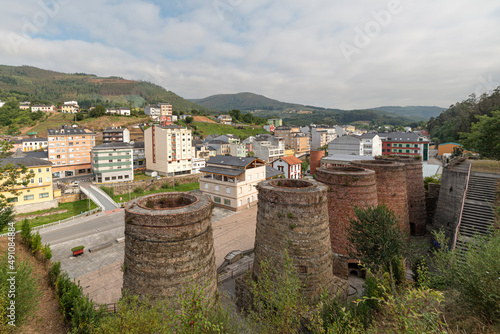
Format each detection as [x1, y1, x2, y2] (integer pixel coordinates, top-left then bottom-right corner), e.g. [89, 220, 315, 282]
[455, 174, 499, 261]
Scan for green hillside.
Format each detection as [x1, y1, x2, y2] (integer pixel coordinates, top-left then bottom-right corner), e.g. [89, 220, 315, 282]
[191, 122, 268, 141]
[370, 106, 446, 120]
[0, 65, 214, 113]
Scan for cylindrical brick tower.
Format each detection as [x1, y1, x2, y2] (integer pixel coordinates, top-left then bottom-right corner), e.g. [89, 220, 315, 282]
[352, 160, 410, 237]
[123, 192, 217, 302]
[316, 167, 378, 272]
[309, 150, 325, 175]
[253, 179, 337, 303]
[376, 156, 427, 236]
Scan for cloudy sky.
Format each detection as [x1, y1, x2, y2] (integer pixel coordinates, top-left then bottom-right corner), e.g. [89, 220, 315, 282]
[1, 0, 499, 109]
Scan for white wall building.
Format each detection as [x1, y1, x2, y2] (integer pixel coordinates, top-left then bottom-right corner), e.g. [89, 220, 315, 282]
[360, 133, 382, 156]
[328, 135, 363, 155]
[271, 156, 303, 179]
[192, 157, 206, 173]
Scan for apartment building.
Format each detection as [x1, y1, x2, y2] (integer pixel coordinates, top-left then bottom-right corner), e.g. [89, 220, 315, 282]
[144, 103, 172, 124]
[0, 150, 57, 213]
[360, 133, 382, 156]
[47, 125, 95, 177]
[328, 135, 364, 156]
[19, 102, 30, 110]
[217, 115, 232, 125]
[22, 138, 47, 152]
[199, 156, 267, 211]
[272, 155, 303, 179]
[379, 132, 430, 161]
[92, 142, 134, 183]
[291, 132, 309, 155]
[103, 127, 130, 143]
[106, 108, 131, 116]
[310, 126, 339, 150]
[31, 105, 55, 112]
[274, 125, 300, 148]
[192, 157, 206, 173]
[132, 141, 145, 169]
[243, 134, 285, 163]
[60, 101, 79, 114]
[145, 125, 192, 176]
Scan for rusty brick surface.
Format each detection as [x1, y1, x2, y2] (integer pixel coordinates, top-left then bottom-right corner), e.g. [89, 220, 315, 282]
[316, 167, 378, 272]
[352, 160, 410, 237]
[252, 179, 340, 303]
[122, 192, 217, 303]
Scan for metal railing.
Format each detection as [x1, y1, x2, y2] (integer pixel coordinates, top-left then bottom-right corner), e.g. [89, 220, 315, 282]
[452, 163, 472, 250]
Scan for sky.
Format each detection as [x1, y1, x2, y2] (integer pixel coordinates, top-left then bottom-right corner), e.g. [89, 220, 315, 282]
[0, 0, 499, 110]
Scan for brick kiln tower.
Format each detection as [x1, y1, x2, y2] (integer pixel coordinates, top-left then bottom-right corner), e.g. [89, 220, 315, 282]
[316, 166, 378, 278]
[352, 160, 410, 237]
[309, 150, 325, 175]
[376, 156, 427, 236]
[122, 192, 217, 302]
[253, 179, 338, 303]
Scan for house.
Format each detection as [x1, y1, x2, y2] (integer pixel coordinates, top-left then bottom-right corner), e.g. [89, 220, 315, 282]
[267, 118, 283, 127]
[379, 132, 430, 161]
[47, 125, 95, 178]
[192, 157, 206, 173]
[328, 135, 363, 156]
[204, 134, 219, 143]
[215, 134, 240, 144]
[19, 102, 30, 110]
[217, 115, 232, 125]
[31, 104, 55, 112]
[194, 144, 217, 160]
[9, 139, 23, 152]
[103, 127, 130, 143]
[229, 143, 247, 157]
[208, 139, 231, 156]
[22, 137, 48, 152]
[92, 142, 134, 183]
[106, 108, 131, 116]
[360, 133, 382, 156]
[243, 134, 285, 163]
[0, 149, 58, 213]
[60, 102, 79, 114]
[132, 141, 145, 169]
[144, 125, 192, 176]
[272, 156, 303, 179]
[199, 156, 267, 211]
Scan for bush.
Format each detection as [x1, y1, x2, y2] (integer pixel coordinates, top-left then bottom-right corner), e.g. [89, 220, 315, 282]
[424, 174, 441, 190]
[133, 187, 144, 194]
[100, 186, 114, 197]
[20, 219, 32, 246]
[30, 231, 42, 254]
[41, 244, 52, 261]
[49, 261, 61, 287]
[161, 183, 169, 189]
[71, 246, 84, 252]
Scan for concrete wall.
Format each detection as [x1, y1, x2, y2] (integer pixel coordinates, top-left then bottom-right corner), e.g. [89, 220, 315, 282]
[13, 199, 59, 214]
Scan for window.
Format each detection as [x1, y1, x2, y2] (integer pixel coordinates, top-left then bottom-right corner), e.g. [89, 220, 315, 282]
[38, 168, 42, 173]
[226, 187, 230, 194]
[24, 195, 34, 201]
[7, 197, 18, 203]
[30, 179, 34, 184]
[204, 183, 208, 189]
[39, 193, 49, 198]
[239, 187, 242, 194]
[215, 185, 219, 191]
[46, 168, 49, 172]
[46, 177, 50, 182]
[224, 199, 231, 206]
[38, 178, 42, 184]
[248, 185, 252, 191]
[213, 196, 221, 203]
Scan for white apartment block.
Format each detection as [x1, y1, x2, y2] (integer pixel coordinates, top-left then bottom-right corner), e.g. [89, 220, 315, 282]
[360, 133, 382, 156]
[92, 142, 134, 183]
[145, 125, 192, 176]
[144, 103, 172, 123]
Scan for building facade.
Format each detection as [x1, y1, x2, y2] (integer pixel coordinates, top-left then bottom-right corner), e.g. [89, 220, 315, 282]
[103, 127, 130, 143]
[132, 141, 145, 169]
[92, 142, 134, 183]
[47, 125, 95, 177]
[328, 135, 363, 156]
[22, 138, 47, 152]
[31, 105, 55, 112]
[217, 115, 232, 124]
[245, 134, 285, 163]
[271, 156, 303, 179]
[380, 132, 430, 161]
[145, 125, 192, 176]
[360, 133, 383, 156]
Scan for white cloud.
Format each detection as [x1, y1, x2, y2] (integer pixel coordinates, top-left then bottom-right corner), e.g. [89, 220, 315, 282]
[0, 0, 499, 109]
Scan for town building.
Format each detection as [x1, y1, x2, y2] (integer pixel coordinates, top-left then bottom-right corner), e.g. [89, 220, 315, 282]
[217, 115, 232, 125]
[267, 118, 283, 127]
[379, 132, 430, 161]
[132, 141, 146, 169]
[291, 132, 309, 155]
[0, 150, 57, 213]
[8, 139, 22, 152]
[22, 138, 48, 152]
[106, 108, 131, 116]
[204, 134, 219, 143]
[19, 102, 30, 110]
[47, 125, 95, 177]
[144, 103, 172, 124]
[192, 157, 206, 173]
[103, 127, 130, 143]
[208, 140, 231, 156]
[310, 126, 339, 150]
[243, 134, 285, 163]
[199, 156, 267, 211]
[194, 144, 217, 160]
[328, 135, 363, 156]
[360, 133, 383, 156]
[272, 156, 303, 179]
[229, 143, 247, 157]
[31, 104, 55, 112]
[144, 125, 192, 176]
[274, 125, 300, 148]
[215, 134, 240, 144]
[92, 142, 134, 183]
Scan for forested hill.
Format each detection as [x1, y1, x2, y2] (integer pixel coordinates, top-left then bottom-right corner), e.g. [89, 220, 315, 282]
[427, 88, 500, 144]
[370, 106, 445, 120]
[0, 65, 213, 113]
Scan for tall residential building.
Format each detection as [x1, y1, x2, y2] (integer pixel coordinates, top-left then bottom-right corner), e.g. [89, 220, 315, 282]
[92, 142, 134, 183]
[103, 127, 130, 143]
[291, 132, 310, 155]
[0, 149, 57, 213]
[274, 125, 300, 148]
[47, 125, 95, 178]
[132, 141, 145, 169]
[145, 125, 192, 176]
[144, 103, 172, 124]
[379, 132, 430, 161]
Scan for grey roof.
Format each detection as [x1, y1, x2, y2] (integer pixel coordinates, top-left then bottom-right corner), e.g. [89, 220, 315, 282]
[103, 127, 126, 133]
[266, 166, 284, 179]
[192, 139, 203, 146]
[208, 139, 229, 145]
[199, 166, 245, 177]
[47, 125, 94, 135]
[9, 139, 22, 144]
[0, 150, 52, 167]
[133, 141, 144, 149]
[207, 146, 217, 151]
[378, 132, 426, 142]
[207, 155, 261, 167]
[361, 133, 378, 139]
[92, 142, 133, 150]
[322, 154, 375, 162]
[160, 124, 185, 129]
[22, 137, 47, 142]
[25, 151, 49, 159]
[204, 134, 219, 141]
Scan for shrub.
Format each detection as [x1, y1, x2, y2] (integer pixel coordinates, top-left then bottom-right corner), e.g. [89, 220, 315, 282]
[424, 174, 441, 190]
[30, 231, 42, 254]
[161, 183, 169, 189]
[41, 244, 52, 261]
[49, 261, 61, 287]
[100, 186, 114, 197]
[133, 187, 144, 194]
[20, 219, 32, 246]
[71, 246, 84, 252]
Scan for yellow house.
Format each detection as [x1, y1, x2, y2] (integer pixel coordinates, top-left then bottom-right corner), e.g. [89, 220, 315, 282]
[0, 150, 58, 214]
[284, 148, 295, 156]
[61, 104, 79, 113]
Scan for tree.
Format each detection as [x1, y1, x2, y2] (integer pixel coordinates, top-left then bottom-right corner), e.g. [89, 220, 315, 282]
[89, 105, 106, 118]
[228, 109, 241, 121]
[461, 110, 500, 159]
[301, 161, 309, 173]
[184, 116, 193, 124]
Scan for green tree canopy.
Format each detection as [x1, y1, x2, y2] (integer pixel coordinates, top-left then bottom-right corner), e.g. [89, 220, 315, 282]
[460, 110, 500, 159]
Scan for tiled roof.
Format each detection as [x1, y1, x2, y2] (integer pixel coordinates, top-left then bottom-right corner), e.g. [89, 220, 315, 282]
[279, 155, 302, 165]
[0, 150, 52, 167]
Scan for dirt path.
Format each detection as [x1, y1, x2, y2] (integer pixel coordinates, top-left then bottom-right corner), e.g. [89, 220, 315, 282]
[0, 236, 66, 334]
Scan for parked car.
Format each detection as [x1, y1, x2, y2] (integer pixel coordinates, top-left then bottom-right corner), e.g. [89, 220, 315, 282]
[71, 181, 79, 187]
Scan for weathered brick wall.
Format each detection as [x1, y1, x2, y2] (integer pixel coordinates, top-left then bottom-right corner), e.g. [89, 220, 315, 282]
[253, 179, 344, 304]
[352, 160, 410, 237]
[376, 156, 427, 236]
[122, 192, 217, 303]
[426, 183, 440, 229]
[316, 167, 378, 278]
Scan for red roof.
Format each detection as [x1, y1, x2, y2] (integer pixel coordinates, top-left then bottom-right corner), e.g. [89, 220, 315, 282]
[280, 155, 302, 165]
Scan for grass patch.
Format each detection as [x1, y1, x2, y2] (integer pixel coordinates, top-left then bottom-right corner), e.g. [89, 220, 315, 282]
[471, 160, 500, 174]
[113, 182, 200, 203]
[133, 172, 154, 181]
[1, 199, 98, 233]
[192, 122, 267, 140]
